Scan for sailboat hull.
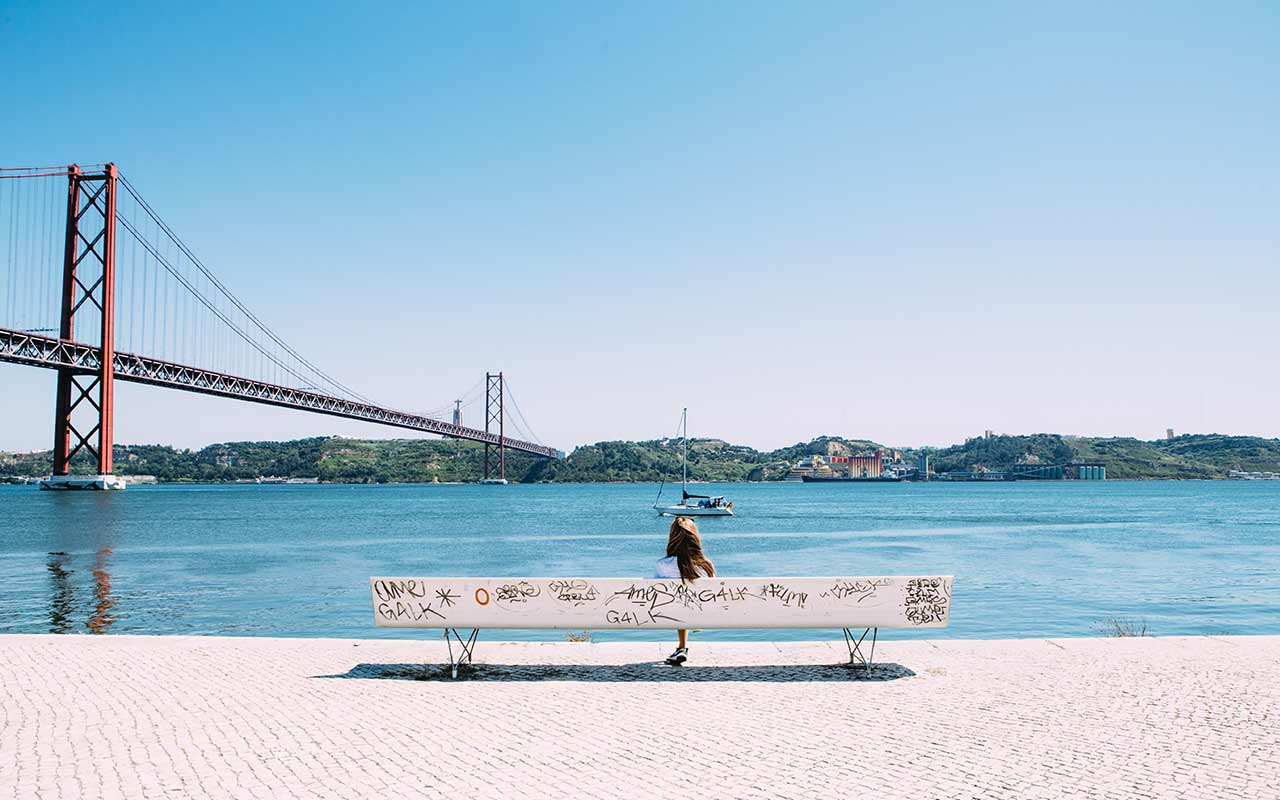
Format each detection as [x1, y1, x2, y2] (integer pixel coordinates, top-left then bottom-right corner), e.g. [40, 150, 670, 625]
[655, 505, 734, 517]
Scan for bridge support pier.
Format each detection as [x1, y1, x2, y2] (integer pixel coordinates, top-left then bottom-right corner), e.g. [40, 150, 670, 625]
[481, 372, 506, 484]
[43, 164, 122, 491]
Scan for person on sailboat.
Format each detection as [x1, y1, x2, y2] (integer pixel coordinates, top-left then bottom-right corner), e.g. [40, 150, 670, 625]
[655, 516, 716, 665]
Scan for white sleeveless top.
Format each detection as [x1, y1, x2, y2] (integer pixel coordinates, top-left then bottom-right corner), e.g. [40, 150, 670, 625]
[654, 556, 709, 579]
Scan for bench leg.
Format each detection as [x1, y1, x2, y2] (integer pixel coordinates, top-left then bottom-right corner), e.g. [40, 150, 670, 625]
[444, 628, 480, 679]
[842, 627, 877, 671]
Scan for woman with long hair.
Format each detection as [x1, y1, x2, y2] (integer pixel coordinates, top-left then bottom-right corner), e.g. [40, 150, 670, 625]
[655, 515, 715, 665]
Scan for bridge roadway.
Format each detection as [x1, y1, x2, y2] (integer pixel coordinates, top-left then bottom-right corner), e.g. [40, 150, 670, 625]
[0, 327, 561, 460]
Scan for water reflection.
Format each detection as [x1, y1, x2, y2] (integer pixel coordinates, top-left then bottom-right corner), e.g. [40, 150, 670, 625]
[89, 548, 115, 634]
[45, 548, 115, 634]
[47, 551, 75, 634]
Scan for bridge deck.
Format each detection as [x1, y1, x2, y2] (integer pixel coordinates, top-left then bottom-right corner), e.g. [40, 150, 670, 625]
[0, 327, 559, 459]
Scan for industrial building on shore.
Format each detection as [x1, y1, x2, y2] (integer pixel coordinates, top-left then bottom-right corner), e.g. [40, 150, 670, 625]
[786, 439, 1106, 482]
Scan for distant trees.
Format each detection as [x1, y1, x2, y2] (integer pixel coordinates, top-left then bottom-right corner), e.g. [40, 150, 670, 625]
[3, 432, 1279, 483]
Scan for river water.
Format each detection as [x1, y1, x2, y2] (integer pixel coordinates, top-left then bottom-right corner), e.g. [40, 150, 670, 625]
[1, 481, 1277, 641]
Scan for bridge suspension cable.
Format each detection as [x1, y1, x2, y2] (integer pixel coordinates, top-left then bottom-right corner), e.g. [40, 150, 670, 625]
[2, 172, 63, 337]
[0, 163, 562, 469]
[114, 175, 373, 403]
[502, 378, 543, 446]
[414, 375, 485, 422]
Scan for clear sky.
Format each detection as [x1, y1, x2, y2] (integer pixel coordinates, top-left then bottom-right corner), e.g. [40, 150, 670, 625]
[1, 1, 1277, 453]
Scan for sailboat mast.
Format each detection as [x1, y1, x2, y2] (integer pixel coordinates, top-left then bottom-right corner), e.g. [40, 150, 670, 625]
[681, 407, 687, 493]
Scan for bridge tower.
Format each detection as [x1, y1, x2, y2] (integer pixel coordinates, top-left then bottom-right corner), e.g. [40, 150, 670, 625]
[483, 372, 505, 482]
[47, 164, 123, 490]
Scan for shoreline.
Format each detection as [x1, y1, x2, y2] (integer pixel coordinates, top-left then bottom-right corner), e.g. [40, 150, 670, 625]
[6, 431, 1278, 483]
[5, 476, 1275, 486]
[6, 629, 1278, 650]
[4, 633, 1278, 798]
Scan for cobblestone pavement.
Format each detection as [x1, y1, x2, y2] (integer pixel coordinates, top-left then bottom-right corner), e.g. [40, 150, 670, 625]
[1, 634, 1277, 799]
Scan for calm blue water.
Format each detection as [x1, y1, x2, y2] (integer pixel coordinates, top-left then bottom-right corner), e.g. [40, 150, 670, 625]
[1, 481, 1277, 641]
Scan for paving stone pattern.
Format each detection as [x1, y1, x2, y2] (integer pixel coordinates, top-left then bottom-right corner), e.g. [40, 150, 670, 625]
[1, 635, 1277, 799]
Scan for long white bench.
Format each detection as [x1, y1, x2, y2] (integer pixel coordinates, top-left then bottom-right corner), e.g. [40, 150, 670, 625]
[371, 575, 954, 677]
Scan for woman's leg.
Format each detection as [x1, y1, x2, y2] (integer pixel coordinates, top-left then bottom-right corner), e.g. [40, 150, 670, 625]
[666, 630, 689, 664]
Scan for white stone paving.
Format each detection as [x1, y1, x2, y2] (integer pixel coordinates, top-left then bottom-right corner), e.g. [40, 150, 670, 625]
[1, 634, 1277, 799]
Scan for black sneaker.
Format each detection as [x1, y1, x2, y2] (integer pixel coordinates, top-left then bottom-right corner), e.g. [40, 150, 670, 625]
[664, 647, 688, 666]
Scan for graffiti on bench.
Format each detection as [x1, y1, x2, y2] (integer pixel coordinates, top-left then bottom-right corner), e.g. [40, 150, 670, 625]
[370, 576, 953, 630]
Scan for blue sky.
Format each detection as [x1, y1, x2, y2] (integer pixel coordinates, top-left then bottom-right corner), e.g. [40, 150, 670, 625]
[1, 2, 1277, 452]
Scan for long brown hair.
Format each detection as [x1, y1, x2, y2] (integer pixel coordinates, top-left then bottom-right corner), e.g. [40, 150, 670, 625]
[667, 516, 715, 581]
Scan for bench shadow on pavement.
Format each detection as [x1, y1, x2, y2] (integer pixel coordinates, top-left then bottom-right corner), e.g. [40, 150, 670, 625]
[313, 661, 915, 683]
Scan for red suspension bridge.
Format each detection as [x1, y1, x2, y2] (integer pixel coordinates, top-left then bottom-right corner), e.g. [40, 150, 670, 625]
[0, 164, 562, 488]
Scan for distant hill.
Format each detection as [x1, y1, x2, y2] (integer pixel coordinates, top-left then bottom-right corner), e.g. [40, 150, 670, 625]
[1155, 434, 1280, 473]
[0, 438, 547, 484]
[527, 436, 863, 483]
[0, 435, 881, 484]
[3, 432, 1278, 484]
[928, 434, 1077, 475]
[928, 433, 1280, 480]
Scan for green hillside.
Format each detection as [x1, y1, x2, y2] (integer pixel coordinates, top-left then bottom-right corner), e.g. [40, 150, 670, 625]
[0, 435, 877, 484]
[3, 432, 1279, 484]
[1155, 435, 1280, 472]
[1067, 437, 1209, 479]
[925, 433, 1280, 480]
[0, 438, 544, 484]
[928, 434, 1077, 475]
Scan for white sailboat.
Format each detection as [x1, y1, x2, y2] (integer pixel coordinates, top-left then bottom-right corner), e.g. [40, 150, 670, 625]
[653, 408, 734, 517]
